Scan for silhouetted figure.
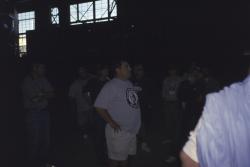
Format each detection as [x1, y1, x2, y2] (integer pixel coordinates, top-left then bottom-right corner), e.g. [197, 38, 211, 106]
[181, 66, 250, 167]
[178, 67, 205, 146]
[22, 63, 55, 167]
[94, 60, 141, 167]
[132, 64, 153, 153]
[69, 67, 93, 139]
[86, 65, 110, 166]
[162, 65, 182, 163]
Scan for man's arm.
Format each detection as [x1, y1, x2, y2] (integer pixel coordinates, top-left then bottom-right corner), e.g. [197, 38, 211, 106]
[95, 107, 121, 133]
[180, 151, 199, 167]
[180, 114, 204, 167]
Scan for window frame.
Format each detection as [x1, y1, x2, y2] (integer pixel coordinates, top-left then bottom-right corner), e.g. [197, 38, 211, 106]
[51, 7, 60, 25]
[70, 0, 117, 25]
[17, 11, 35, 57]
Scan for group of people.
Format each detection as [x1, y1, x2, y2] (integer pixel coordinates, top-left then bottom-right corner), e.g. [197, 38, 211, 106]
[162, 64, 221, 162]
[22, 60, 157, 167]
[22, 59, 250, 167]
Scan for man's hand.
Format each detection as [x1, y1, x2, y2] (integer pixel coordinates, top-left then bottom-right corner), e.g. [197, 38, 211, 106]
[110, 121, 121, 133]
[96, 107, 121, 133]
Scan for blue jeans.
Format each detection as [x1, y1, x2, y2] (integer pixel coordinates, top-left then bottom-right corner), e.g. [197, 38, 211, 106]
[26, 109, 50, 167]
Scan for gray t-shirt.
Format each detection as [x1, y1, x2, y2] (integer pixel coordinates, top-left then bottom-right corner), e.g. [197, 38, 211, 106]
[22, 76, 54, 111]
[94, 78, 141, 134]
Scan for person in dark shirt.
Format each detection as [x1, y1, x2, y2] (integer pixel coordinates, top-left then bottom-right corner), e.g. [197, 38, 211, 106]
[132, 64, 153, 153]
[86, 65, 110, 166]
[162, 65, 182, 163]
[178, 67, 205, 146]
[87, 65, 110, 102]
[69, 66, 93, 139]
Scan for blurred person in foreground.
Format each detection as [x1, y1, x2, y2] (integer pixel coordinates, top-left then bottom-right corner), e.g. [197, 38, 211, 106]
[180, 65, 250, 167]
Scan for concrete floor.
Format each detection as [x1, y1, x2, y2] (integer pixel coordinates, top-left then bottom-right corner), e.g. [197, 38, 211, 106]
[51, 132, 180, 167]
[8, 97, 182, 167]
[49, 113, 181, 167]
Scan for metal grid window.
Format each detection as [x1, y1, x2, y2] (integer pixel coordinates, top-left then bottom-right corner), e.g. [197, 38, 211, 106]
[79, 2, 94, 21]
[95, 0, 108, 19]
[51, 7, 59, 24]
[109, 0, 117, 17]
[18, 11, 35, 57]
[70, 4, 78, 22]
[18, 34, 27, 53]
[70, 0, 117, 25]
[70, 2, 94, 24]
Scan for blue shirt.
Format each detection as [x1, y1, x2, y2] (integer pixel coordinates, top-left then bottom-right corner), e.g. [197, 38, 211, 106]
[197, 76, 250, 167]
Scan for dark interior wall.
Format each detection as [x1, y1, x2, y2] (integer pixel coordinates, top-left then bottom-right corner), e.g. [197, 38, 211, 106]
[22, 0, 250, 56]
[13, 0, 250, 84]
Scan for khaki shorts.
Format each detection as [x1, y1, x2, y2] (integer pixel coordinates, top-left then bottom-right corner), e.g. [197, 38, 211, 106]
[105, 125, 137, 161]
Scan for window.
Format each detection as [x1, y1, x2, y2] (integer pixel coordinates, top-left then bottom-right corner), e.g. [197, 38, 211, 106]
[70, 0, 117, 25]
[109, 0, 117, 17]
[70, 2, 94, 24]
[51, 7, 59, 24]
[18, 11, 35, 57]
[95, 0, 108, 19]
[70, 4, 78, 22]
[79, 2, 94, 21]
[18, 34, 27, 54]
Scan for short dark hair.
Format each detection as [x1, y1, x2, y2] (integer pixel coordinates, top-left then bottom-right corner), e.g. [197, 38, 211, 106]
[110, 59, 127, 77]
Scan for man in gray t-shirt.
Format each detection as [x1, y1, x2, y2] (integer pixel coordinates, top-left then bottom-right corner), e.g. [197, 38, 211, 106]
[94, 60, 141, 167]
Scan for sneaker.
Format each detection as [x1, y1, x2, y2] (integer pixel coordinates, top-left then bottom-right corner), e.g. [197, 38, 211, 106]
[141, 142, 151, 153]
[165, 156, 176, 163]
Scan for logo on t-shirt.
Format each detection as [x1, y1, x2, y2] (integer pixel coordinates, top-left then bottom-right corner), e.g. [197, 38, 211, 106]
[126, 88, 140, 109]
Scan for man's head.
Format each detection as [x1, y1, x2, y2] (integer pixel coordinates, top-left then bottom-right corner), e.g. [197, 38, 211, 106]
[112, 60, 131, 80]
[188, 67, 203, 83]
[78, 67, 88, 79]
[97, 65, 109, 79]
[32, 63, 46, 77]
[133, 64, 145, 80]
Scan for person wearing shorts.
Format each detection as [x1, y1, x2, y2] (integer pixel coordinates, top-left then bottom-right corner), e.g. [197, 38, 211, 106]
[94, 60, 141, 167]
